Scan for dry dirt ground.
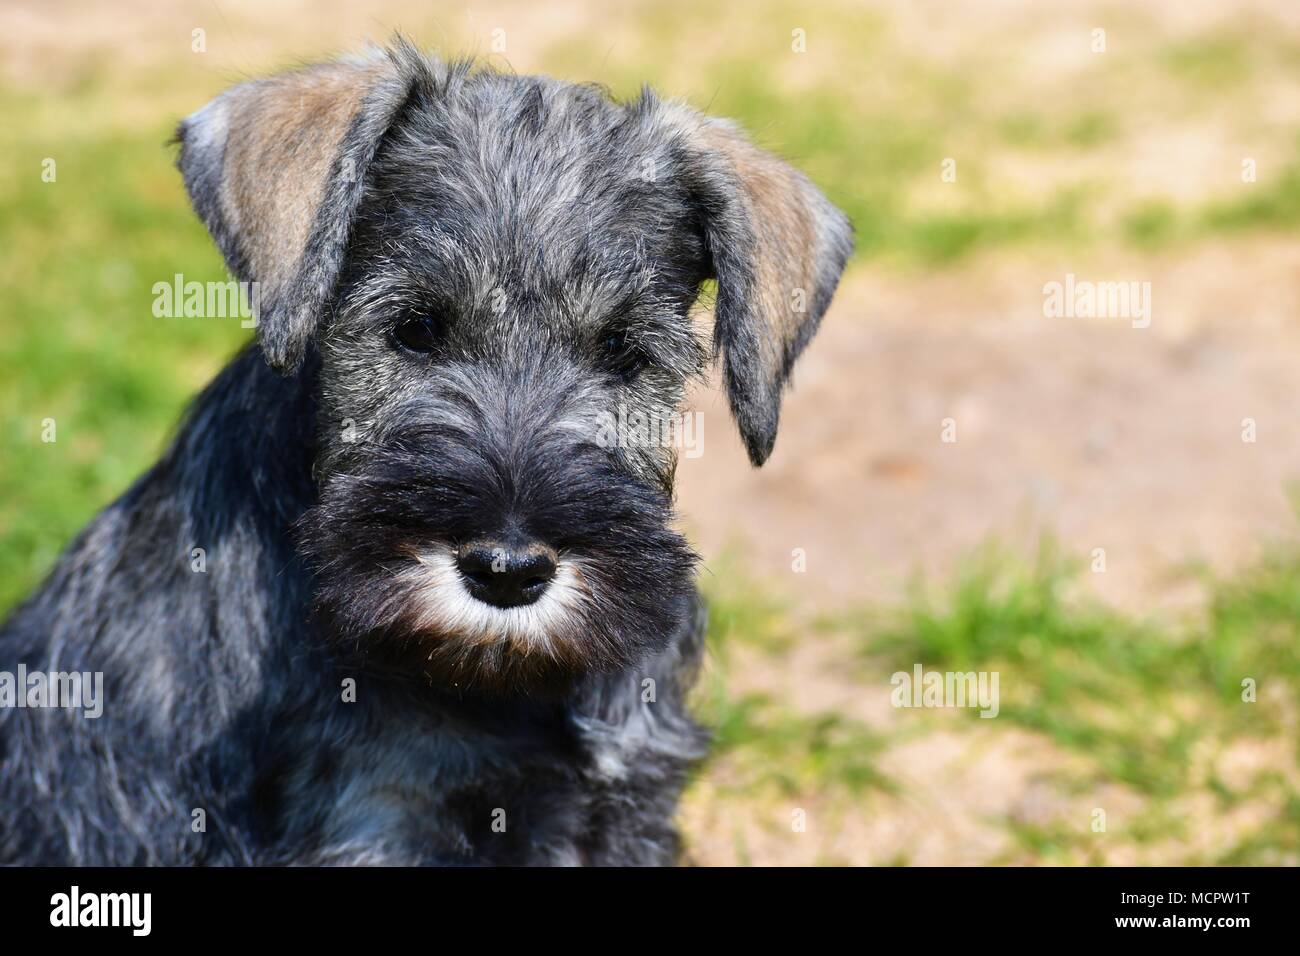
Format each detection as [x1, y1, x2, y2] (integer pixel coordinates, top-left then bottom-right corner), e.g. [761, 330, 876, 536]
[680, 240, 1300, 615]
[676, 243, 1300, 864]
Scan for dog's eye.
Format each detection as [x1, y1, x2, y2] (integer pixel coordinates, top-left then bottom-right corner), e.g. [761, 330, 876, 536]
[602, 330, 650, 380]
[392, 315, 444, 353]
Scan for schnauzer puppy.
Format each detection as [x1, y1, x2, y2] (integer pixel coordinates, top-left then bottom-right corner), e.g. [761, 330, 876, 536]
[0, 40, 851, 865]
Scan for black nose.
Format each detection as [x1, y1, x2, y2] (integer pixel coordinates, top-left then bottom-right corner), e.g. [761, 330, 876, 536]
[456, 538, 558, 608]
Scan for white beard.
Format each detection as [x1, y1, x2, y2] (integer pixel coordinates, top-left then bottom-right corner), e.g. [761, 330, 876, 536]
[403, 547, 595, 657]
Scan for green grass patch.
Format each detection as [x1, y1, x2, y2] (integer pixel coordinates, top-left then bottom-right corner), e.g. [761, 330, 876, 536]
[1200, 159, 1300, 233]
[695, 567, 895, 798]
[696, 539, 1300, 862]
[705, 691, 895, 797]
[844, 542, 1298, 797]
[1160, 35, 1253, 88]
[0, 93, 250, 611]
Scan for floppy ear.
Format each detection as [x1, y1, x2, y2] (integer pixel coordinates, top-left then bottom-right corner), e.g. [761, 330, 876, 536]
[671, 110, 853, 466]
[176, 46, 420, 372]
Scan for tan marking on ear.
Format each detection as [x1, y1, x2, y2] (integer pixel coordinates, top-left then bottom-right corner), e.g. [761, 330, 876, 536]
[695, 119, 819, 378]
[660, 100, 839, 380]
[221, 60, 395, 292]
[658, 99, 851, 463]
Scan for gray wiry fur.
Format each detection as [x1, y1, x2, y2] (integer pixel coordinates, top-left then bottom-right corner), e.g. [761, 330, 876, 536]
[0, 40, 851, 865]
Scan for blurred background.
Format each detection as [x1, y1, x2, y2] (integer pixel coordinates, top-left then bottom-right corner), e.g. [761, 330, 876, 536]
[3, 0, 1300, 864]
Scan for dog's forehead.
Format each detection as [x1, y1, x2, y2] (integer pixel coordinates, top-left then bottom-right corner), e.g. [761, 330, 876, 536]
[347, 73, 704, 329]
[391, 72, 671, 201]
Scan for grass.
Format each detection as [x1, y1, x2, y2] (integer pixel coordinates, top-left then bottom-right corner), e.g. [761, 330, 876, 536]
[1160, 34, 1254, 88]
[692, 540, 1300, 863]
[1119, 156, 1300, 248]
[0, 90, 247, 611]
[694, 559, 897, 799]
[707, 692, 896, 798]
[872, 546, 1200, 792]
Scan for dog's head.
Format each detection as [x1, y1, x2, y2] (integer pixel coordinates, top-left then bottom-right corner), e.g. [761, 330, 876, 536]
[177, 40, 852, 693]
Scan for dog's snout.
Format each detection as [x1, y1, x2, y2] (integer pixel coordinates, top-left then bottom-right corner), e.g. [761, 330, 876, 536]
[456, 537, 558, 608]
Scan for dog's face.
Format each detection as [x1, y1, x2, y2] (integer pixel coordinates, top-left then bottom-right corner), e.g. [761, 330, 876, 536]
[177, 42, 852, 694]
